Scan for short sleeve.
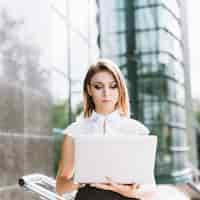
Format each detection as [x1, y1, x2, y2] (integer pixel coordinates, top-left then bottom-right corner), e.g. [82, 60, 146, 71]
[122, 118, 150, 135]
[63, 122, 79, 136]
[134, 120, 150, 135]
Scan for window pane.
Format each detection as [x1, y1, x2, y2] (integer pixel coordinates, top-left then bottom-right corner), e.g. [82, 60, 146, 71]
[158, 29, 183, 62]
[115, 0, 126, 9]
[51, 10, 68, 73]
[70, 30, 89, 79]
[140, 54, 157, 66]
[171, 128, 188, 147]
[101, 9, 122, 33]
[136, 30, 157, 52]
[169, 104, 186, 125]
[135, 7, 157, 29]
[101, 33, 126, 56]
[158, 7, 181, 39]
[168, 81, 185, 105]
[160, 0, 181, 19]
[116, 11, 126, 31]
[134, 0, 156, 7]
[69, 0, 90, 37]
[159, 54, 184, 84]
[174, 61, 184, 83]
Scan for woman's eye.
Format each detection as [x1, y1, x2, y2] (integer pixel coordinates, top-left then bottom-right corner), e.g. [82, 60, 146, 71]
[110, 84, 118, 89]
[92, 84, 117, 89]
[94, 85, 103, 89]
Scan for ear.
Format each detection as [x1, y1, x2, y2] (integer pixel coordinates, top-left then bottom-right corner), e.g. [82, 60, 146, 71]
[87, 84, 92, 96]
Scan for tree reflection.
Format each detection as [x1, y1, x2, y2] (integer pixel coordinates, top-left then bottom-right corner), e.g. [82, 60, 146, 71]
[0, 9, 51, 134]
[0, 9, 24, 81]
[0, 9, 49, 93]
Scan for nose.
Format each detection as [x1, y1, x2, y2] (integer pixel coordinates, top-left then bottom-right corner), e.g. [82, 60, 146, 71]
[103, 86, 109, 97]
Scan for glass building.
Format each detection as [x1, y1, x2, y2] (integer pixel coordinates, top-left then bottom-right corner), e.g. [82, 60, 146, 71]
[51, 0, 99, 176]
[98, 0, 197, 183]
[51, 0, 99, 122]
[0, 1, 198, 200]
[0, 0, 99, 199]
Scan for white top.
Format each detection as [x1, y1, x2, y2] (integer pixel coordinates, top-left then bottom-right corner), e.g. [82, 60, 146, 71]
[63, 110, 149, 136]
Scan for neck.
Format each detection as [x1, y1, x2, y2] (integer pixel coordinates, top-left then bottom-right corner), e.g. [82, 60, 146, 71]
[94, 108, 116, 116]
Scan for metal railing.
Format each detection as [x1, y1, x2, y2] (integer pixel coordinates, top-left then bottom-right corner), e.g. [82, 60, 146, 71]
[18, 174, 75, 200]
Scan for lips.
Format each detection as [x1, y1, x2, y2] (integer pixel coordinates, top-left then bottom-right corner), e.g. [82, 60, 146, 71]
[102, 99, 111, 103]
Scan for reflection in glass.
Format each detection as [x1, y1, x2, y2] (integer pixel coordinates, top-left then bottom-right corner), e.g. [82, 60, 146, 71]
[116, 11, 126, 32]
[136, 31, 157, 52]
[135, 7, 157, 29]
[51, 9, 68, 73]
[0, 3, 54, 197]
[134, 0, 156, 7]
[51, 0, 99, 176]
[158, 29, 183, 62]
[158, 6, 181, 39]
[101, 33, 126, 56]
[160, 0, 181, 19]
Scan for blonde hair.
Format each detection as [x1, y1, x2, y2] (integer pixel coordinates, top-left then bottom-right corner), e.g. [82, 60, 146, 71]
[83, 59, 130, 118]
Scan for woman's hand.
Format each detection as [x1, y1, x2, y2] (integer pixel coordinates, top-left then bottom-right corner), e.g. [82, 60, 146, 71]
[90, 177, 141, 199]
[90, 177, 158, 200]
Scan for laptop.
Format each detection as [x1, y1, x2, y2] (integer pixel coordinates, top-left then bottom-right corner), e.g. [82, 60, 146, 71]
[73, 135, 157, 184]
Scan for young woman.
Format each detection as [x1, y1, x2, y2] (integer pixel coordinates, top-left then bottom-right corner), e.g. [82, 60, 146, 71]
[56, 59, 157, 200]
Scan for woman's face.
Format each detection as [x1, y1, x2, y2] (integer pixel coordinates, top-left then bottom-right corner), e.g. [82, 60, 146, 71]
[87, 70, 119, 114]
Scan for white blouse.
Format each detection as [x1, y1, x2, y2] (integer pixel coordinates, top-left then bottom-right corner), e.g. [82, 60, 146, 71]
[63, 110, 149, 136]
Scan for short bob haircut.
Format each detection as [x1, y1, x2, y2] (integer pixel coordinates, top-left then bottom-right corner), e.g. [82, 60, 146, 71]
[83, 59, 130, 118]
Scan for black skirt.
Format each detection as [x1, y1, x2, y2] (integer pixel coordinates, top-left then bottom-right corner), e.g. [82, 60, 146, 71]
[75, 185, 139, 200]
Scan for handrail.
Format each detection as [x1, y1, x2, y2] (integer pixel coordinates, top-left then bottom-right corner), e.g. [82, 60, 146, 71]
[19, 173, 75, 200]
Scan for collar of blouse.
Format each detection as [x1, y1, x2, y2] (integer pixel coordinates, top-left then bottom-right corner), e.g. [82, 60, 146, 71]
[86, 110, 126, 135]
[89, 110, 122, 124]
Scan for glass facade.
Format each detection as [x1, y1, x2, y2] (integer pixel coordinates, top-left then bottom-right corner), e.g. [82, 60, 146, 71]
[134, 0, 191, 183]
[98, 0, 193, 183]
[0, 1, 53, 199]
[51, 0, 99, 177]
[0, 1, 99, 199]
[51, 0, 99, 123]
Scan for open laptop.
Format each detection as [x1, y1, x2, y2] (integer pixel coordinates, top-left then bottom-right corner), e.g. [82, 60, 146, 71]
[74, 135, 157, 184]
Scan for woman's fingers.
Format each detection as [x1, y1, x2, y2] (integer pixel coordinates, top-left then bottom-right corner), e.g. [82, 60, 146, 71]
[79, 183, 86, 188]
[90, 183, 115, 191]
[105, 177, 140, 188]
[130, 183, 139, 189]
[90, 178, 140, 198]
[105, 177, 118, 187]
[89, 177, 117, 192]
[135, 184, 140, 189]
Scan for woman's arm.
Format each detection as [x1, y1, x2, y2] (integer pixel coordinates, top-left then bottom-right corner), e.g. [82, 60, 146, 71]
[135, 184, 158, 200]
[90, 178, 158, 200]
[56, 135, 80, 195]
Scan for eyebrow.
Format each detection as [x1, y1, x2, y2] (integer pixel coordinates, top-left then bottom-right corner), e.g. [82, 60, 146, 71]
[91, 81, 117, 85]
